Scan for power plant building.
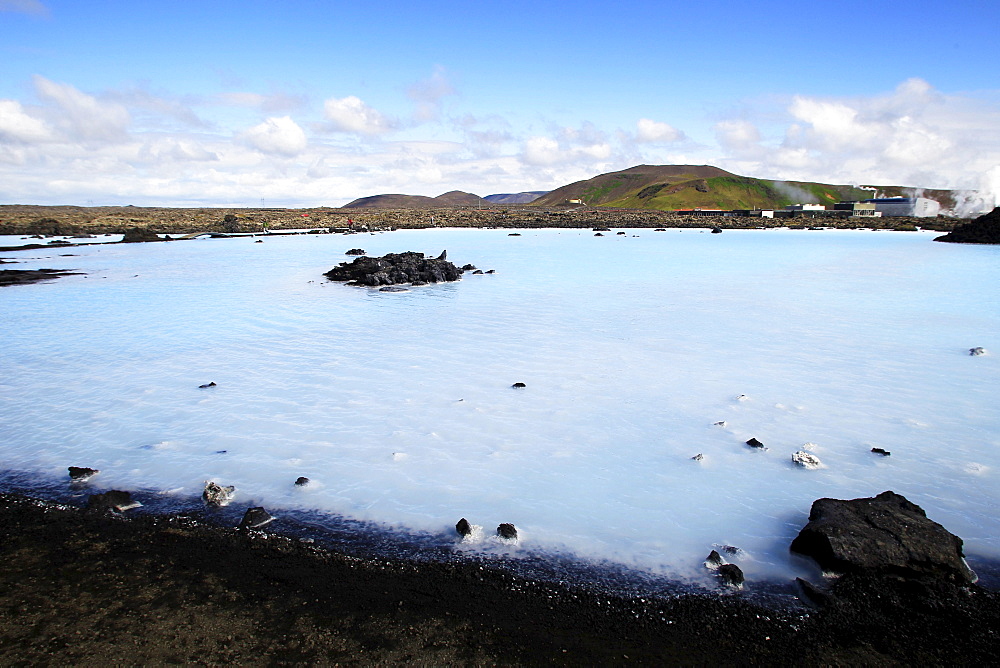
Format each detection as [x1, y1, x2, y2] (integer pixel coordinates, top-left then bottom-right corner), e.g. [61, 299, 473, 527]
[862, 197, 940, 217]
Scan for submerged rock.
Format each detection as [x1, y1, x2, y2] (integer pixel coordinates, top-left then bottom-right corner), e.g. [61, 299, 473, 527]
[203, 481, 235, 507]
[68, 466, 99, 481]
[324, 251, 462, 287]
[746, 437, 766, 450]
[198, 381, 217, 389]
[511, 382, 526, 389]
[691, 453, 704, 461]
[87, 490, 140, 512]
[497, 523, 518, 540]
[969, 347, 986, 356]
[790, 490, 976, 584]
[871, 447, 891, 456]
[294, 477, 310, 487]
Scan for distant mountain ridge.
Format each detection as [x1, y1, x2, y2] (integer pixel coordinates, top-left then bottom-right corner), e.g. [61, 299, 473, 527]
[341, 165, 969, 213]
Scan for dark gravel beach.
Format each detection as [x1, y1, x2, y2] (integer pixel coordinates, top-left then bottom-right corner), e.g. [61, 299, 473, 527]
[1, 493, 998, 665]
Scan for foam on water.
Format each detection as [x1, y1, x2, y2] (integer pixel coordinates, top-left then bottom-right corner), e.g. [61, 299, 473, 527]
[1, 228, 998, 585]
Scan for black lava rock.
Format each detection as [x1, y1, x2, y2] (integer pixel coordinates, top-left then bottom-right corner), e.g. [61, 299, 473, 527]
[87, 490, 139, 512]
[294, 477, 310, 486]
[68, 466, 99, 481]
[746, 438, 765, 449]
[324, 251, 463, 287]
[238, 507, 274, 530]
[497, 523, 517, 540]
[456, 518, 472, 536]
[717, 564, 744, 587]
[345, 248, 366, 255]
[199, 382, 217, 389]
[511, 382, 526, 389]
[121, 227, 164, 243]
[790, 490, 976, 584]
[871, 447, 891, 456]
[935, 207, 1000, 244]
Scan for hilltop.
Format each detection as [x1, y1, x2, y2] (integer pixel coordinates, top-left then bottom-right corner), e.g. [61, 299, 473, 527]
[532, 164, 964, 212]
[343, 191, 483, 209]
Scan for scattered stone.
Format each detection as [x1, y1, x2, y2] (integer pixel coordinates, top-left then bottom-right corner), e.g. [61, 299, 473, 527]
[294, 477, 310, 487]
[87, 490, 140, 512]
[655, 228, 666, 231]
[792, 451, 823, 469]
[238, 507, 274, 530]
[691, 453, 704, 461]
[379, 286, 408, 292]
[456, 518, 472, 536]
[713, 421, 727, 427]
[594, 233, 604, 236]
[746, 437, 766, 449]
[198, 381, 217, 389]
[68, 466, 99, 481]
[969, 347, 986, 356]
[617, 231, 626, 235]
[121, 227, 164, 243]
[345, 248, 366, 255]
[508, 233, 521, 236]
[711, 227, 723, 234]
[790, 490, 976, 584]
[716, 564, 744, 587]
[460, 264, 477, 271]
[511, 382, 526, 389]
[203, 481, 235, 507]
[871, 447, 891, 456]
[497, 523, 518, 540]
[215, 450, 227, 454]
[324, 251, 463, 287]
[472, 269, 484, 274]
[255, 239, 263, 243]
[705, 550, 724, 568]
[485, 269, 496, 274]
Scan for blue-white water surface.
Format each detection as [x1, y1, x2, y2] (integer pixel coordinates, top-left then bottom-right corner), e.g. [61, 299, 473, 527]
[1, 228, 998, 585]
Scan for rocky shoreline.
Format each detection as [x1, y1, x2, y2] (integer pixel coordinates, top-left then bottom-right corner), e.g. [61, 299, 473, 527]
[0, 203, 958, 237]
[1, 490, 998, 664]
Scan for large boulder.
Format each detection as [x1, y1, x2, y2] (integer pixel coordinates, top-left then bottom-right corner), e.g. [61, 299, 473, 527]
[324, 251, 462, 287]
[790, 491, 975, 584]
[121, 227, 164, 243]
[935, 207, 1000, 244]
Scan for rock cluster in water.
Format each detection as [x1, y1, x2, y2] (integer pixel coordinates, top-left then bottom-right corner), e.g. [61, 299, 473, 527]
[935, 207, 1000, 244]
[324, 251, 463, 287]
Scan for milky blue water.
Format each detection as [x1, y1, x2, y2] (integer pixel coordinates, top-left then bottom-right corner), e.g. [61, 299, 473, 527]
[1, 228, 998, 586]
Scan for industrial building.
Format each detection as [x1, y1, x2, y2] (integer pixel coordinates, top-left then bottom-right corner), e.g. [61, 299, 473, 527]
[862, 197, 940, 217]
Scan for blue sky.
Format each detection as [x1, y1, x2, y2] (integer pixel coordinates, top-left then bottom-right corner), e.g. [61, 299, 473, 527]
[1, 0, 998, 210]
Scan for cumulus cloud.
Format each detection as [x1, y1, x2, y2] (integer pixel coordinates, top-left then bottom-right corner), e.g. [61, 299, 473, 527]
[139, 138, 218, 163]
[0, 0, 48, 16]
[33, 75, 130, 142]
[714, 119, 762, 153]
[407, 66, 455, 122]
[240, 116, 307, 156]
[323, 96, 394, 135]
[0, 99, 53, 143]
[635, 118, 683, 143]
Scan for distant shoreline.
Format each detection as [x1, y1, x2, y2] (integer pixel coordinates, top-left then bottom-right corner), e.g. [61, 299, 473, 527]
[0, 203, 959, 237]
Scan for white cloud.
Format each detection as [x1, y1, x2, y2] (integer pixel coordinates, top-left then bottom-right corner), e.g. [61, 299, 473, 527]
[33, 75, 130, 142]
[0, 0, 48, 16]
[714, 119, 761, 152]
[407, 66, 455, 122]
[323, 96, 394, 135]
[216, 91, 305, 113]
[636, 118, 682, 143]
[0, 99, 53, 143]
[240, 116, 307, 156]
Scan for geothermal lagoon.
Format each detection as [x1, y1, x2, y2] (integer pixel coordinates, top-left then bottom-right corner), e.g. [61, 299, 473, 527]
[1, 227, 998, 588]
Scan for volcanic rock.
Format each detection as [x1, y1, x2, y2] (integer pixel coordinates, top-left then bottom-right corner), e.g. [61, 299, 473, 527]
[934, 207, 1000, 244]
[511, 382, 526, 388]
[456, 518, 472, 536]
[969, 347, 986, 356]
[716, 564, 744, 587]
[746, 437, 766, 449]
[198, 381, 216, 389]
[68, 466, 99, 481]
[791, 451, 823, 469]
[203, 481, 235, 507]
[705, 550, 724, 568]
[238, 507, 274, 530]
[711, 227, 723, 234]
[790, 490, 976, 584]
[294, 477, 310, 487]
[87, 490, 140, 512]
[121, 227, 164, 243]
[497, 523, 518, 540]
[871, 447, 891, 456]
[324, 251, 462, 287]
[345, 248, 366, 255]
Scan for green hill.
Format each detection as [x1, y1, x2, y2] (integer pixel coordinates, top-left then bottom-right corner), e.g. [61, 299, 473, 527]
[532, 165, 963, 212]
